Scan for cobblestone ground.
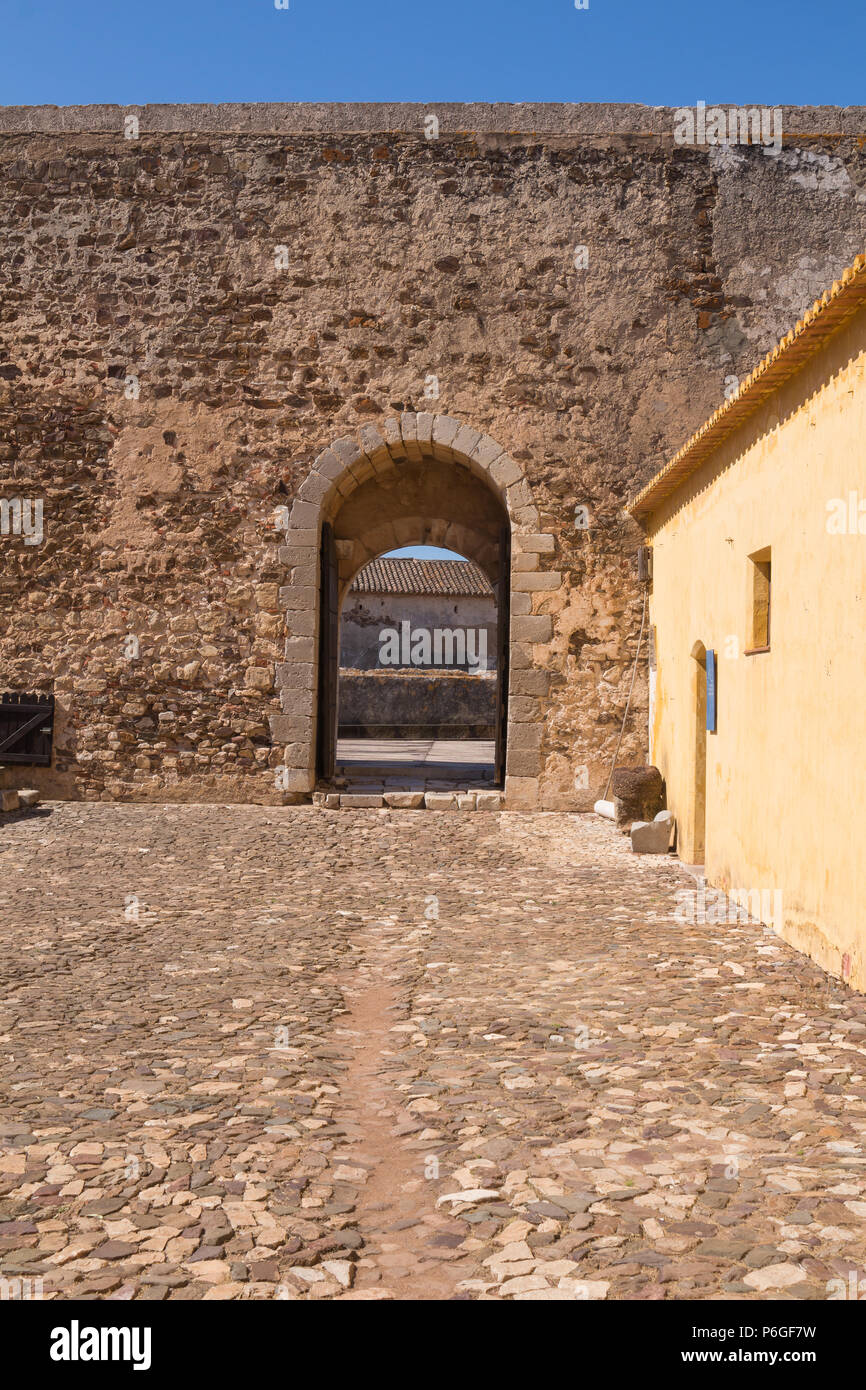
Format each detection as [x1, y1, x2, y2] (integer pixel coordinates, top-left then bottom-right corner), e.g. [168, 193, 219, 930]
[2, 804, 866, 1302]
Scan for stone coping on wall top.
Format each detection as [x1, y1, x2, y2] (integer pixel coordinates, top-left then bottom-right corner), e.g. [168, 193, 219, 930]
[0, 102, 864, 136]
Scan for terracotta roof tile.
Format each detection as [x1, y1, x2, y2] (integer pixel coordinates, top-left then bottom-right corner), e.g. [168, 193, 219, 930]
[628, 251, 866, 519]
[350, 557, 491, 597]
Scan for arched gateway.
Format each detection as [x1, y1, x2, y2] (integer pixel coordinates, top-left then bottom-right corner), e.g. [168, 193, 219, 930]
[274, 413, 561, 809]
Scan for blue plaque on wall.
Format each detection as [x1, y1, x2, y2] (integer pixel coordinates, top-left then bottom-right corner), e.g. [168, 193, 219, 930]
[706, 650, 717, 733]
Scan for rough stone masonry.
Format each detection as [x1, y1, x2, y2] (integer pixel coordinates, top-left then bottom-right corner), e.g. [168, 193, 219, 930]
[0, 102, 865, 808]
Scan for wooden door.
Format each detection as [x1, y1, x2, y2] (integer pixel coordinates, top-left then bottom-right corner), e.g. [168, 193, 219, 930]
[0, 693, 55, 765]
[316, 522, 339, 781]
[494, 525, 511, 786]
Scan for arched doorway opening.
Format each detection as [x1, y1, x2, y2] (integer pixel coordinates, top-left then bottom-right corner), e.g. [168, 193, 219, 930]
[690, 640, 708, 864]
[278, 414, 556, 810]
[317, 452, 511, 788]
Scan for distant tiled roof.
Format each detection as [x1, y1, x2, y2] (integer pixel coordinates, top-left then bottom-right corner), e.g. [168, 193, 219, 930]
[629, 251, 866, 519]
[351, 557, 492, 597]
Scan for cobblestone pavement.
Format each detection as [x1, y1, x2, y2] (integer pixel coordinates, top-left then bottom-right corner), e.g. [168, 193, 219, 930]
[2, 804, 866, 1302]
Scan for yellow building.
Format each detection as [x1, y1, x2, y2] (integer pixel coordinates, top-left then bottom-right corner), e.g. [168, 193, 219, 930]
[629, 254, 866, 990]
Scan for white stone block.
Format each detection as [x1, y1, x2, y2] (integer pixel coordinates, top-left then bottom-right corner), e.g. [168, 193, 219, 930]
[630, 818, 672, 854]
[383, 792, 425, 809]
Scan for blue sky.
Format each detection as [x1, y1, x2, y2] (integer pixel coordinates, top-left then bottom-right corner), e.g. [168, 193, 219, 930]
[389, 547, 466, 562]
[2, 0, 863, 107]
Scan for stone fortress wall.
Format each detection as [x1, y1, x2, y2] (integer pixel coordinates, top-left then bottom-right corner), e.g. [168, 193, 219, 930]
[0, 103, 864, 806]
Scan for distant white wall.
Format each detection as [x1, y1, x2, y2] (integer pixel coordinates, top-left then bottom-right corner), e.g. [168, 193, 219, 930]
[340, 592, 498, 670]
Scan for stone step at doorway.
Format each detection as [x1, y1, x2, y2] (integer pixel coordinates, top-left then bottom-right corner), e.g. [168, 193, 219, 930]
[314, 788, 504, 811]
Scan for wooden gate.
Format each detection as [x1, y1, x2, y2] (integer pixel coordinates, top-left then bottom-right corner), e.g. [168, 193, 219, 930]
[0, 693, 55, 765]
[494, 525, 511, 787]
[316, 522, 339, 781]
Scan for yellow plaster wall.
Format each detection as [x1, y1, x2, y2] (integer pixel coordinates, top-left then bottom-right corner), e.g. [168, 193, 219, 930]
[646, 308, 866, 988]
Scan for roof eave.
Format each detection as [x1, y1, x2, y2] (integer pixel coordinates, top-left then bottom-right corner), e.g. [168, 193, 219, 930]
[627, 251, 866, 521]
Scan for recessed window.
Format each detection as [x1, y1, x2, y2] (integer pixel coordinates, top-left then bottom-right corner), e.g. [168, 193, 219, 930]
[747, 548, 771, 653]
